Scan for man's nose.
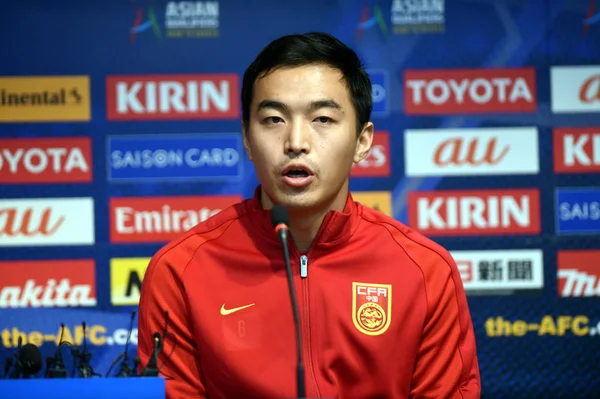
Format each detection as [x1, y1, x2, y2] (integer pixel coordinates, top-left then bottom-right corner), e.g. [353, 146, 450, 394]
[285, 119, 311, 154]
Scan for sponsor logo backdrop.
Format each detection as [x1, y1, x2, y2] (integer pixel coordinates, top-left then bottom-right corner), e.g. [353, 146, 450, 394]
[1, 1, 599, 397]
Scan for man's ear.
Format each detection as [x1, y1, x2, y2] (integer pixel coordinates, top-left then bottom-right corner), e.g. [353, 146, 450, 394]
[242, 120, 253, 161]
[353, 122, 374, 163]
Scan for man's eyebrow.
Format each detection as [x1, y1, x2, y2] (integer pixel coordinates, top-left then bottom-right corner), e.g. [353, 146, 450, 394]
[309, 99, 343, 112]
[256, 99, 344, 113]
[256, 100, 288, 113]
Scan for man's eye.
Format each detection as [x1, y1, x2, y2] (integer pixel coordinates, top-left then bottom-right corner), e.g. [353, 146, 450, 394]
[265, 116, 283, 124]
[315, 116, 332, 124]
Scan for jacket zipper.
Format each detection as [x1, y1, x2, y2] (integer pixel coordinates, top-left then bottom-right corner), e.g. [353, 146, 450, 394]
[300, 254, 308, 278]
[299, 253, 321, 398]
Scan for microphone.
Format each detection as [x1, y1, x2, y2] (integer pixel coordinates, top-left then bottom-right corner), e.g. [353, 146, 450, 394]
[9, 343, 43, 379]
[47, 323, 67, 378]
[139, 310, 169, 377]
[46, 323, 68, 378]
[117, 310, 137, 377]
[140, 333, 161, 377]
[71, 322, 100, 378]
[271, 205, 306, 399]
[104, 310, 137, 377]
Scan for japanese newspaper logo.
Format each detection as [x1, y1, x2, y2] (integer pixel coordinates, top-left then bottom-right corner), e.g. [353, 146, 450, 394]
[451, 249, 543, 293]
[352, 282, 392, 336]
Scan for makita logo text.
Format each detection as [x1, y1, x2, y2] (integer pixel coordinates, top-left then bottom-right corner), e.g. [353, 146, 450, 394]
[106, 74, 239, 120]
[405, 127, 539, 176]
[0, 280, 95, 308]
[553, 128, 600, 173]
[110, 195, 241, 243]
[404, 67, 536, 114]
[0, 137, 92, 184]
[558, 250, 600, 297]
[407, 189, 540, 236]
[0, 260, 96, 308]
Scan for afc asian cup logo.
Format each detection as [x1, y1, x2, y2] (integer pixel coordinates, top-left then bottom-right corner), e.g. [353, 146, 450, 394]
[352, 282, 392, 336]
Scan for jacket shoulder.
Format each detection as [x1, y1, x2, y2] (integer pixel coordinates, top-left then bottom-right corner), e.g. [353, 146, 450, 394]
[357, 203, 456, 273]
[146, 199, 248, 277]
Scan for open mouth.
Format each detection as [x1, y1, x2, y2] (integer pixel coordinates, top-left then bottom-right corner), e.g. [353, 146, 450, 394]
[285, 169, 310, 178]
[281, 164, 314, 187]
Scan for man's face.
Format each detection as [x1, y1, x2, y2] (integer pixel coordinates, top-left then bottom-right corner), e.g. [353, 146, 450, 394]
[243, 64, 373, 212]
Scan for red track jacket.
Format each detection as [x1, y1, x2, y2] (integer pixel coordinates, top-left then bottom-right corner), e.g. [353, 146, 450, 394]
[138, 188, 480, 399]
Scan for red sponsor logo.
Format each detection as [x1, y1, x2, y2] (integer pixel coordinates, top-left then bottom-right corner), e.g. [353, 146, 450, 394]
[0, 137, 92, 184]
[351, 131, 391, 177]
[110, 195, 242, 243]
[106, 74, 240, 121]
[579, 74, 600, 104]
[0, 260, 96, 308]
[553, 127, 600, 173]
[404, 68, 537, 114]
[557, 250, 600, 297]
[407, 188, 541, 236]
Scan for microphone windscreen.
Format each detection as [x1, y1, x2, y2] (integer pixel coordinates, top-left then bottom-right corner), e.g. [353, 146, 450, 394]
[270, 205, 289, 228]
[19, 343, 42, 374]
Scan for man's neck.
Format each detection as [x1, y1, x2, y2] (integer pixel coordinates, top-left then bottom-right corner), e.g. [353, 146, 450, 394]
[260, 186, 349, 252]
[287, 207, 330, 252]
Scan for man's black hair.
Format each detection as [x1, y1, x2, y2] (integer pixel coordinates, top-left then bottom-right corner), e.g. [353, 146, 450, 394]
[241, 32, 372, 136]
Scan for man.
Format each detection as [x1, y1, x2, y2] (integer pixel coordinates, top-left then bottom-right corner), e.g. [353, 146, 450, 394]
[138, 32, 480, 399]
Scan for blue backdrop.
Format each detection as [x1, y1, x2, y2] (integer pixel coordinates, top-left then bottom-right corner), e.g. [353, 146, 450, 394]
[1, 0, 600, 398]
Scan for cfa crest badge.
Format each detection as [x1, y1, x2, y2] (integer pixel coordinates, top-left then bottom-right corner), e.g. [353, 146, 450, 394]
[352, 282, 392, 336]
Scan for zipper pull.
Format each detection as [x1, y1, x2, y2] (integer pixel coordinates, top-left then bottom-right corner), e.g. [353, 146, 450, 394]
[300, 255, 308, 278]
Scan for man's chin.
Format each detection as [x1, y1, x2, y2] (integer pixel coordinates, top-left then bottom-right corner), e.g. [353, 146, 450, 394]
[272, 189, 320, 210]
[275, 195, 317, 210]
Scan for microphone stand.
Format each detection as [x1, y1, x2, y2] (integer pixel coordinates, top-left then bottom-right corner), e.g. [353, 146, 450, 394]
[72, 322, 100, 378]
[140, 333, 161, 377]
[132, 357, 141, 377]
[117, 311, 137, 377]
[47, 324, 68, 378]
[140, 311, 169, 378]
[271, 206, 306, 399]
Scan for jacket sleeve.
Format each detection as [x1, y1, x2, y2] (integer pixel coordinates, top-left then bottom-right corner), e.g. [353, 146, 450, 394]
[409, 251, 481, 399]
[137, 251, 207, 399]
